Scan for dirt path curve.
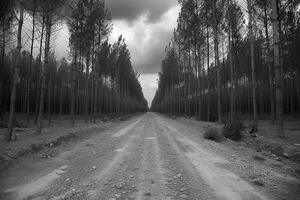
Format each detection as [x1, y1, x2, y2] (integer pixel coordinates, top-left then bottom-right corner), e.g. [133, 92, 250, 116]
[0, 112, 290, 200]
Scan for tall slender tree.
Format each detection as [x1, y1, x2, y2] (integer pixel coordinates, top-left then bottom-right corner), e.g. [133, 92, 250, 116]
[248, 0, 258, 132]
[6, 1, 24, 141]
[38, 0, 64, 133]
[213, 0, 222, 123]
[271, 0, 284, 137]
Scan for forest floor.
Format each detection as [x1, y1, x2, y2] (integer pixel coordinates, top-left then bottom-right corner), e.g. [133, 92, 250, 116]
[0, 112, 300, 200]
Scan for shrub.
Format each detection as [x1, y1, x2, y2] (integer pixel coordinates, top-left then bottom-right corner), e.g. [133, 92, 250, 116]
[222, 121, 244, 141]
[248, 120, 258, 133]
[204, 127, 223, 142]
[252, 154, 265, 161]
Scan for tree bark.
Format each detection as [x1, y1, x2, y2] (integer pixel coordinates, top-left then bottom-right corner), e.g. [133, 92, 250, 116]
[59, 79, 63, 115]
[7, 3, 24, 141]
[38, 14, 51, 133]
[26, 8, 36, 123]
[34, 16, 45, 125]
[213, 0, 222, 123]
[90, 65, 94, 122]
[48, 74, 52, 126]
[0, 21, 6, 113]
[295, 70, 300, 112]
[248, 0, 258, 132]
[271, 0, 284, 137]
[188, 48, 191, 118]
[93, 77, 98, 123]
[206, 22, 210, 122]
[71, 49, 77, 126]
[84, 52, 90, 123]
[228, 25, 235, 123]
[196, 46, 201, 120]
[263, 4, 275, 123]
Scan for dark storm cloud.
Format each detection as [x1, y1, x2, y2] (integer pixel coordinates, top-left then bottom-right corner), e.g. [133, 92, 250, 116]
[123, 22, 172, 74]
[109, 2, 179, 75]
[133, 26, 174, 74]
[106, 0, 177, 23]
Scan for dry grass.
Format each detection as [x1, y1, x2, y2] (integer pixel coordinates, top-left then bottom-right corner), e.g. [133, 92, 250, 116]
[204, 127, 224, 142]
[223, 121, 244, 141]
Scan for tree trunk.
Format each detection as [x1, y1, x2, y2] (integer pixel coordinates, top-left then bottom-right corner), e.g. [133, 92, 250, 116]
[48, 75, 52, 126]
[197, 46, 201, 120]
[263, 4, 275, 123]
[90, 67, 94, 122]
[228, 26, 235, 123]
[248, 0, 258, 132]
[7, 3, 24, 141]
[71, 49, 77, 126]
[0, 22, 6, 113]
[54, 79, 57, 114]
[59, 80, 63, 115]
[75, 59, 80, 115]
[84, 52, 90, 123]
[34, 16, 45, 125]
[295, 70, 300, 112]
[38, 14, 51, 133]
[188, 49, 191, 118]
[213, 0, 222, 123]
[271, 0, 284, 137]
[93, 77, 98, 123]
[26, 9, 36, 123]
[206, 23, 210, 122]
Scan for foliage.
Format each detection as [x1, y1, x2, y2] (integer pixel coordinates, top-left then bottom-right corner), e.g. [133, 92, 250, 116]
[0, 0, 148, 139]
[222, 120, 244, 141]
[203, 127, 223, 142]
[151, 0, 300, 127]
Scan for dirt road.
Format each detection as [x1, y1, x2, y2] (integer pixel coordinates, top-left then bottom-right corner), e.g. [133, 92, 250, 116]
[1, 113, 299, 200]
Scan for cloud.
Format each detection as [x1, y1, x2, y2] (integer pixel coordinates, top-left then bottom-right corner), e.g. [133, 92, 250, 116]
[106, 0, 177, 23]
[108, 5, 179, 104]
[110, 5, 179, 74]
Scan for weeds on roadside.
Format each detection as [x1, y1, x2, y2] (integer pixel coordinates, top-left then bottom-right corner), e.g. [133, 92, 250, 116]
[204, 127, 223, 142]
[222, 121, 244, 141]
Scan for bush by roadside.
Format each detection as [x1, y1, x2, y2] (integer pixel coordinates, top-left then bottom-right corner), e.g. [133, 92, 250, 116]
[203, 126, 224, 142]
[223, 121, 244, 141]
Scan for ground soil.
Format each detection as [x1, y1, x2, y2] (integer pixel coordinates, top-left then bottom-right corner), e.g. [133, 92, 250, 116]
[0, 113, 299, 200]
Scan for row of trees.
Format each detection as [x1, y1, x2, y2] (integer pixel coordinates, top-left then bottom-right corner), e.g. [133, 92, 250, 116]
[151, 0, 300, 137]
[67, 0, 147, 126]
[0, 0, 147, 141]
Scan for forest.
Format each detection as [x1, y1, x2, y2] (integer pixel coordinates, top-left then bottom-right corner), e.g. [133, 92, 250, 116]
[151, 0, 300, 137]
[1, 1, 300, 199]
[0, 0, 148, 141]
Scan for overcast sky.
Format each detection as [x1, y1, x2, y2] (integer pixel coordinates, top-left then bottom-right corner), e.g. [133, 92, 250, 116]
[52, 0, 246, 106]
[106, 0, 179, 106]
[52, 0, 179, 106]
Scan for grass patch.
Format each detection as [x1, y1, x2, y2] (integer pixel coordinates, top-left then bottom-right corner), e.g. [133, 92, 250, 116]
[204, 127, 223, 142]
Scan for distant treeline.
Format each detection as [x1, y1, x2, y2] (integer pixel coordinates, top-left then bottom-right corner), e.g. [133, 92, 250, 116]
[151, 0, 300, 137]
[0, 0, 148, 141]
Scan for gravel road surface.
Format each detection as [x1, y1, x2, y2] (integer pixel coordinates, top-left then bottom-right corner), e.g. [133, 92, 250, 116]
[1, 113, 299, 200]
